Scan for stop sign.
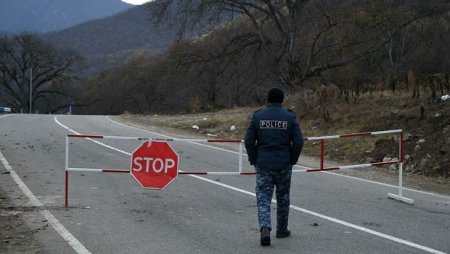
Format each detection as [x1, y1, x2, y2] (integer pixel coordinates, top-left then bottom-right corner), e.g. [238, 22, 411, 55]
[130, 141, 179, 189]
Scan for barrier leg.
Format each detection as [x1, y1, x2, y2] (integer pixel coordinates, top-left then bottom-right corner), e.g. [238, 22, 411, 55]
[238, 142, 243, 173]
[388, 131, 414, 205]
[399, 162, 403, 197]
[320, 139, 324, 170]
[65, 136, 69, 208]
[65, 171, 69, 208]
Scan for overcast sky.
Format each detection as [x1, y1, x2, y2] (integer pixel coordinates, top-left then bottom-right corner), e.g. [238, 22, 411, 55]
[122, 0, 152, 5]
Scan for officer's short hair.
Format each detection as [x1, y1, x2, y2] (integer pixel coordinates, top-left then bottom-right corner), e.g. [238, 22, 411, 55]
[267, 87, 284, 103]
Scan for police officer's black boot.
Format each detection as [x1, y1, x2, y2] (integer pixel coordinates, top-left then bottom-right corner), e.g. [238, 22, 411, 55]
[260, 228, 271, 246]
[276, 228, 291, 238]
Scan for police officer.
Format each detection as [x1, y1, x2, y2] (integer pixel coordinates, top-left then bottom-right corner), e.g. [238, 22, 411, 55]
[244, 87, 303, 246]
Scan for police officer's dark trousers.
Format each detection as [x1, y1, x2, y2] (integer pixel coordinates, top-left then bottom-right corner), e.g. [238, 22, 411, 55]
[256, 166, 292, 231]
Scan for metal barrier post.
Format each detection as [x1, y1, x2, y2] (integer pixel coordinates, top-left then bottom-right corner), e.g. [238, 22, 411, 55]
[388, 131, 414, 205]
[238, 142, 243, 173]
[399, 162, 403, 197]
[65, 136, 69, 208]
[320, 139, 325, 170]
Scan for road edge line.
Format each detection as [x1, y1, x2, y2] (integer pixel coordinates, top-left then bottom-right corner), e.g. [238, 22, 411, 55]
[0, 151, 91, 254]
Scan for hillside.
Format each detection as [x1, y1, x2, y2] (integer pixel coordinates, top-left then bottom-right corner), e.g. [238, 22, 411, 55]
[43, 3, 190, 76]
[0, 0, 132, 33]
[118, 90, 450, 182]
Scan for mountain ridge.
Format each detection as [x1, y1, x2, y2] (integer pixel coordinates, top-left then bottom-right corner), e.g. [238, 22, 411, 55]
[42, 2, 202, 76]
[0, 0, 132, 33]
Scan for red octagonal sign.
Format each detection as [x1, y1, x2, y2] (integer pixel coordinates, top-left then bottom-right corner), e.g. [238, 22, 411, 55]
[130, 141, 179, 189]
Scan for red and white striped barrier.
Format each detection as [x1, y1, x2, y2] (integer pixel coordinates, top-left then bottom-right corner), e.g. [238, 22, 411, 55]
[304, 130, 403, 172]
[64, 129, 413, 208]
[64, 135, 248, 207]
[304, 129, 402, 140]
[302, 129, 412, 205]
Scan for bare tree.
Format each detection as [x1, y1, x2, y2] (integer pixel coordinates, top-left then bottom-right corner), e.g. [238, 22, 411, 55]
[152, 0, 449, 89]
[0, 34, 82, 112]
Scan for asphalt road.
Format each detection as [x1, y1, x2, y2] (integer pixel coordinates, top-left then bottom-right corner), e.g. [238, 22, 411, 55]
[0, 114, 449, 254]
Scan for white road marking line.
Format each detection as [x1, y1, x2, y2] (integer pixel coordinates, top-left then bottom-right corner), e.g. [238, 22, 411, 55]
[55, 115, 447, 254]
[55, 117, 130, 156]
[106, 116, 450, 200]
[0, 114, 12, 119]
[106, 116, 237, 154]
[0, 151, 91, 254]
[188, 175, 447, 254]
[322, 171, 450, 200]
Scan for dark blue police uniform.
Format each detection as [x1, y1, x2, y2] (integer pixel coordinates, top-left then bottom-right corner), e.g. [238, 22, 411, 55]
[244, 102, 303, 233]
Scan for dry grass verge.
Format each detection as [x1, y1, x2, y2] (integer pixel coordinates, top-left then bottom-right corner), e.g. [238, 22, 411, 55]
[119, 90, 449, 183]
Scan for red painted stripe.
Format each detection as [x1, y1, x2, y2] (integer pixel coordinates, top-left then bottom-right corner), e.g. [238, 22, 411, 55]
[179, 172, 207, 175]
[67, 134, 103, 139]
[207, 139, 241, 143]
[65, 171, 68, 208]
[177, 171, 256, 175]
[340, 132, 372, 138]
[320, 140, 324, 169]
[399, 132, 404, 162]
[307, 166, 340, 172]
[154, 138, 174, 141]
[103, 169, 130, 173]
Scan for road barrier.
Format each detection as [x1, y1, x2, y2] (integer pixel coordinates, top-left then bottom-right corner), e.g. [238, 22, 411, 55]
[64, 129, 413, 208]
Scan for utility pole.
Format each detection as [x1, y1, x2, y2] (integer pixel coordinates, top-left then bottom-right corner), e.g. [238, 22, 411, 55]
[29, 68, 33, 114]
